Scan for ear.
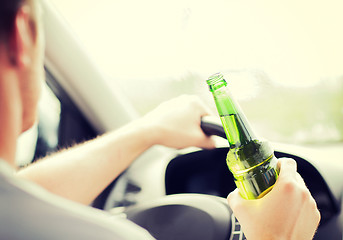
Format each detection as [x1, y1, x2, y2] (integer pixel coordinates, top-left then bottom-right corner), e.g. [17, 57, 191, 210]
[8, 5, 34, 68]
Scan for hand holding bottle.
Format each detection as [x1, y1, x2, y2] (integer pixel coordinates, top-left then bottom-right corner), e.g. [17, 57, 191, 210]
[227, 158, 321, 240]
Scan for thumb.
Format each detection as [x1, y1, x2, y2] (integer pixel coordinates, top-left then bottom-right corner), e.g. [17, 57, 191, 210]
[227, 188, 244, 211]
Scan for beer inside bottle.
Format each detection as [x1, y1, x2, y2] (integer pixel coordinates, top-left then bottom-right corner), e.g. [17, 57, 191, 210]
[207, 73, 279, 199]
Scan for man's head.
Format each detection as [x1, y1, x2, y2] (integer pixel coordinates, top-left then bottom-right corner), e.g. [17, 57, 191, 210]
[0, 0, 44, 133]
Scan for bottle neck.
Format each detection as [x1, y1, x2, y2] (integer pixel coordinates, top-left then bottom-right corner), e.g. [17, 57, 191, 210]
[207, 74, 256, 148]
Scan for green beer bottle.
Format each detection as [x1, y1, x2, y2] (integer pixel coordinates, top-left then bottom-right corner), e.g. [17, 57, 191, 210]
[207, 72, 279, 199]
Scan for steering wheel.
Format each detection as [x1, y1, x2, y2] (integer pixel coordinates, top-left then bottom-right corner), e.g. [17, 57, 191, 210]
[123, 194, 235, 240]
[110, 117, 341, 240]
[120, 117, 244, 240]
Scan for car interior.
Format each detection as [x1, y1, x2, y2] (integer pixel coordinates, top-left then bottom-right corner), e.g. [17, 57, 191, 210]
[14, 0, 343, 239]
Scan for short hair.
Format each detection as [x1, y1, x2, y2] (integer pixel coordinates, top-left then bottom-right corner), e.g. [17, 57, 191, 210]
[0, 0, 23, 41]
[0, 0, 37, 43]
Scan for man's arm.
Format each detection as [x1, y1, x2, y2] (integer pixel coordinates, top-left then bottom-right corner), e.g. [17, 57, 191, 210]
[17, 95, 215, 205]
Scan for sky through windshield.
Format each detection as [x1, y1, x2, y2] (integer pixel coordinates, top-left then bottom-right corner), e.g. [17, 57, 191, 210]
[51, 0, 343, 87]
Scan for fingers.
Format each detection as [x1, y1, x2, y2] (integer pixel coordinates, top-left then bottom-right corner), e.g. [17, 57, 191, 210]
[277, 158, 310, 193]
[227, 158, 321, 240]
[293, 177, 321, 239]
[146, 94, 218, 149]
[194, 97, 215, 117]
[197, 135, 216, 149]
[276, 158, 320, 220]
[179, 94, 214, 116]
[179, 95, 216, 149]
[227, 188, 240, 206]
[274, 158, 304, 200]
[278, 158, 297, 180]
[227, 188, 250, 212]
[295, 172, 309, 191]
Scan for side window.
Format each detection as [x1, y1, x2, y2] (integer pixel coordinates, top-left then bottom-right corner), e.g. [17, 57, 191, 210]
[34, 82, 61, 160]
[45, 69, 98, 151]
[16, 70, 98, 167]
[16, 82, 60, 167]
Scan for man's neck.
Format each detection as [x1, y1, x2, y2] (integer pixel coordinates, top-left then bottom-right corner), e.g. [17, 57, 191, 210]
[0, 69, 22, 168]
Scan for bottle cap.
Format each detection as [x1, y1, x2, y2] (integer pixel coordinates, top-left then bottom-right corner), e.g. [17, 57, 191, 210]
[206, 73, 227, 92]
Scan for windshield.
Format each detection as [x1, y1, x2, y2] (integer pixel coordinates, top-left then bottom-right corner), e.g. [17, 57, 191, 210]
[50, 0, 343, 145]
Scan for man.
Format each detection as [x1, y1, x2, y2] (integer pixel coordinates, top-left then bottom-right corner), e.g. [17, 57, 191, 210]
[0, 0, 320, 239]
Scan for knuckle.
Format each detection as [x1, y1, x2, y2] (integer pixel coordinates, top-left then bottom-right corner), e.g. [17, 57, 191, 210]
[300, 188, 309, 201]
[280, 179, 296, 193]
[285, 158, 297, 169]
[280, 157, 295, 164]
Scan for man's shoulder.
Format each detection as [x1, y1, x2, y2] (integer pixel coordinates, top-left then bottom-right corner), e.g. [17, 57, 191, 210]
[0, 169, 154, 240]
